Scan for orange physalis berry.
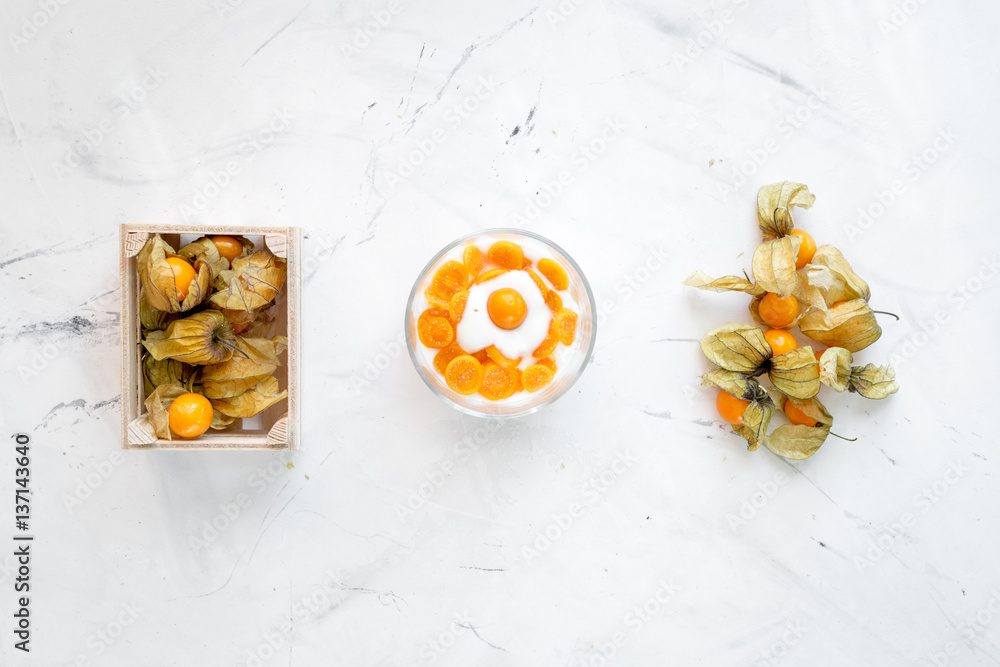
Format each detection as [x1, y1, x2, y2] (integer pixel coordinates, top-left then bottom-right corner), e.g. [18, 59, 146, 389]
[788, 229, 816, 269]
[545, 290, 562, 313]
[533, 322, 559, 358]
[524, 268, 548, 297]
[487, 288, 528, 330]
[168, 393, 213, 438]
[209, 235, 243, 267]
[165, 256, 196, 301]
[758, 293, 799, 329]
[716, 390, 750, 426]
[764, 328, 798, 357]
[784, 401, 818, 427]
[475, 268, 509, 285]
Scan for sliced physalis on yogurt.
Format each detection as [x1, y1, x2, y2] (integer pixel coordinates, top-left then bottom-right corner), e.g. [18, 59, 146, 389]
[416, 238, 579, 400]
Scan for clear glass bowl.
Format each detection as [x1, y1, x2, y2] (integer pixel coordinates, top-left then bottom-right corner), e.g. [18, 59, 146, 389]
[405, 228, 597, 418]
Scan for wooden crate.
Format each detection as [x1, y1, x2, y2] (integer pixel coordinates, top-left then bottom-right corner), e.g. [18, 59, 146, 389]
[120, 224, 300, 450]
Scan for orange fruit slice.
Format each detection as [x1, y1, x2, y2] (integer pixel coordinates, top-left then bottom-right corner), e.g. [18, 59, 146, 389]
[449, 290, 469, 324]
[533, 321, 559, 358]
[554, 308, 578, 345]
[537, 258, 569, 291]
[545, 290, 562, 313]
[433, 343, 465, 375]
[475, 268, 508, 285]
[417, 308, 455, 348]
[487, 241, 524, 270]
[445, 355, 484, 395]
[524, 268, 548, 297]
[521, 364, 555, 393]
[485, 344, 521, 368]
[479, 362, 518, 400]
[463, 246, 485, 278]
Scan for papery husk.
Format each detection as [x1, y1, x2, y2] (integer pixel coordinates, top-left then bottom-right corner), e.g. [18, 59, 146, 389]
[731, 382, 774, 451]
[143, 382, 187, 440]
[200, 335, 288, 399]
[137, 234, 212, 313]
[142, 354, 195, 397]
[798, 299, 882, 352]
[765, 395, 832, 460]
[818, 347, 852, 392]
[211, 375, 287, 418]
[212, 307, 275, 338]
[701, 369, 756, 400]
[752, 235, 802, 298]
[210, 410, 238, 430]
[804, 245, 871, 305]
[757, 181, 815, 241]
[849, 364, 898, 399]
[142, 310, 237, 365]
[139, 289, 176, 331]
[239, 311, 275, 338]
[683, 271, 765, 296]
[768, 347, 820, 399]
[699, 323, 771, 375]
[209, 250, 287, 312]
[180, 236, 255, 280]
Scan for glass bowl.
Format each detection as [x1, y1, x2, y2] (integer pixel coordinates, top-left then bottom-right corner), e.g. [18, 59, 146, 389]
[405, 228, 596, 418]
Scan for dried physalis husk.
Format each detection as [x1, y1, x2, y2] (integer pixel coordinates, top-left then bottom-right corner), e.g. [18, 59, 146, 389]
[137, 234, 212, 313]
[818, 347, 853, 392]
[682, 271, 764, 296]
[139, 289, 176, 331]
[849, 364, 898, 399]
[142, 310, 237, 365]
[702, 373, 773, 450]
[144, 382, 186, 439]
[209, 250, 287, 312]
[765, 395, 833, 460]
[804, 245, 871, 306]
[177, 237, 234, 280]
[752, 235, 802, 298]
[768, 347, 820, 399]
[211, 375, 287, 418]
[200, 335, 288, 399]
[142, 354, 194, 397]
[757, 181, 815, 241]
[798, 298, 881, 352]
[699, 323, 771, 375]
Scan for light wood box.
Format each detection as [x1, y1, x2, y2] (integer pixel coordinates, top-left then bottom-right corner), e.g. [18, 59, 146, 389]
[120, 224, 300, 450]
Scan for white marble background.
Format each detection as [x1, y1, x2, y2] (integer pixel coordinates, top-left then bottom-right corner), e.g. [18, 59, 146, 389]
[1, 0, 998, 665]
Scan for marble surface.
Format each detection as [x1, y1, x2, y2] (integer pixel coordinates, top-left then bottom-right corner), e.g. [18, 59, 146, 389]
[1, 0, 998, 664]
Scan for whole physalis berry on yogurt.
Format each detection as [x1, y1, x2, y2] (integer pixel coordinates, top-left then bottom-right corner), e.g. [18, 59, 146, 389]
[487, 288, 528, 330]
